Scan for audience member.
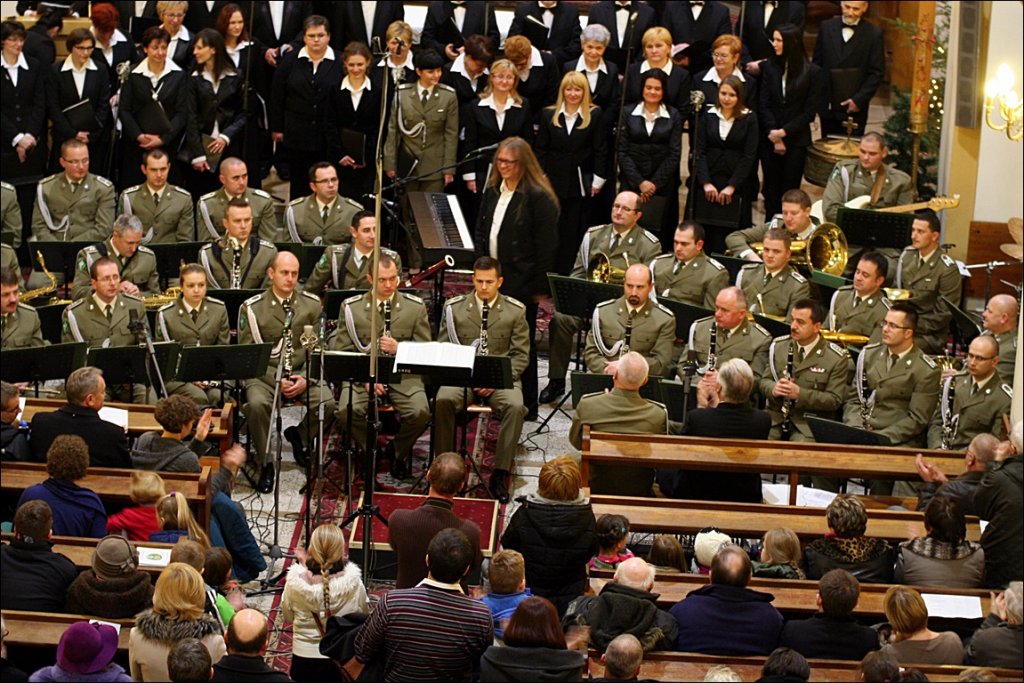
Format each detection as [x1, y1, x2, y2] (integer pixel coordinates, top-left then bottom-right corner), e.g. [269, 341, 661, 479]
[151, 492, 211, 547]
[29, 621, 131, 682]
[692, 528, 733, 575]
[0, 500, 77, 613]
[202, 547, 239, 630]
[859, 650, 901, 683]
[167, 639, 213, 683]
[880, 586, 964, 665]
[480, 596, 587, 682]
[0, 615, 29, 683]
[211, 609, 293, 682]
[18, 435, 106, 538]
[780, 569, 879, 661]
[593, 634, 647, 682]
[753, 528, 806, 580]
[281, 524, 369, 683]
[647, 536, 688, 575]
[590, 514, 635, 571]
[107, 471, 166, 541]
[899, 669, 930, 682]
[973, 420, 1023, 588]
[803, 494, 895, 583]
[169, 539, 224, 629]
[1, 381, 30, 461]
[916, 433, 1000, 516]
[66, 535, 154, 619]
[758, 647, 810, 682]
[670, 544, 783, 655]
[965, 581, 1023, 669]
[501, 456, 598, 615]
[481, 549, 532, 641]
[896, 495, 985, 588]
[704, 665, 743, 682]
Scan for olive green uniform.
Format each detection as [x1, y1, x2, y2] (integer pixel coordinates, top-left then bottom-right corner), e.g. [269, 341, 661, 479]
[2, 181, 22, 249]
[826, 284, 887, 342]
[895, 247, 962, 355]
[434, 293, 530, 470]
[724, 218, 816, 260]
[71, 238, 159, 300]
[198, 187, 278, 242]
[736, 263, 811, 320]
[759, 334, 849, 441]
[584, 297, 676, 377]
[649, 252, 728, 309]
[985, 329, 1018, 386]
[2, 303, 44, 349]
[927, 373, 1012, 451]
[238, 289, 335, 465]
[680, 315, 772, 380]
[31, 172, 115, 243]
[120, 183, 196, 244]
[304, 245, 402, 294]
[329, 291, 432, 463]
[199, 238, 277, 290]
[284, 194, 363, 245]
[821, 160, 914, 223]
[2, 243, 17, 276]
[383, 82, 459, 190]
[155, 295, 231, 405]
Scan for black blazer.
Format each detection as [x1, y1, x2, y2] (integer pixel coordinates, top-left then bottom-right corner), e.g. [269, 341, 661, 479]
[561, 58, 620, 127]
[269, 50, 343, 151]
[167, 29, 194, 70]
[663, 0, 734, 74]
[118, 66, 188, 146]
[758, 60, 826, 148]
[694, 108, 759, 191]
[586, 1, 656, 56]
[184, 69, 248, 160]
[46, 61, 112, 143]
[421, 1, 500, 60]
[535, 105, 608, 199]
[617, 104, 683, 193]
[475, 185, 559, 301]
[516, 51, 560, 118]
[323, 0, 404, 53]
[812, 17, 885, 111]
[183, 0, 232, 33]
[327, 80, 381, 166]
[624, 62, 692, 118]
[462, 97, 535, 185]
[23, 25, 56, 69]
[29, 404, 131, 468]
[1, 54, 47, 147]
[740, 0, 806, 63]
[508, 1, 582, 65]
[441, 62, 487, 107]
[694, 68, 759, 114]
[250, 1, 310, 51]
[92, 38, 136, 94]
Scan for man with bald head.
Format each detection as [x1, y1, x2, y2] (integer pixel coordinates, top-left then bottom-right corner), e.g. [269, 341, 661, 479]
[681, 285, 772, 385]
[915, 433, 1000, 516]
[198, 157, 278, 241]
[211, 609, 291, 681]
[982, 293, 1019, 383]
[239, 251, 335, 493]
[598, 634, 645, 682]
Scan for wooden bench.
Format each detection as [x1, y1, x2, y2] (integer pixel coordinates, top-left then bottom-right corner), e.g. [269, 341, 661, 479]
[589, 494, 983, 543]
[3, 610, 133, 653]
[581, 430, 966, 505]
[586, 651, 1019, 682]
[0, 462, 212, 532]
[0, 533, 175, 577]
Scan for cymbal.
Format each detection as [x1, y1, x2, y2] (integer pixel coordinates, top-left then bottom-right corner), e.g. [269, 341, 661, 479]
[1001, 216, 1022, 260]
[1000, 243, 1023, 260]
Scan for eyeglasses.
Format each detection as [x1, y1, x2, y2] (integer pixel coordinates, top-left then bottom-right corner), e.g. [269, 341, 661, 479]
[312, 177, 338, 185]
[880, 321, 911, 330]
[966, 353, 995, 362]
[94, 275, 120, 283]
[711, 52, 734, 60]
[495, 158, 518, 166]
[163, 12, 185, 18]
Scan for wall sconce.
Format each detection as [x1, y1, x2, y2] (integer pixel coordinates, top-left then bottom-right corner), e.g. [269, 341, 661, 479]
[985, 63, 1023, 141]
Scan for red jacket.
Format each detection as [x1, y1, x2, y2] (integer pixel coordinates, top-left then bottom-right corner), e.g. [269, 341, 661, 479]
[107, 505, 159, 542]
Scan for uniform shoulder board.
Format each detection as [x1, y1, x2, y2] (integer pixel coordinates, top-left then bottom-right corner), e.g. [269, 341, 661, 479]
[95, 175, 113, 187]
[652, 253, 672, 263]
[790, 269, 807, 283]
[921, 354, 937, 369]
[881, 297, 892, 309]
[1001, 383, 1012, 397]
[138, 245, 155, 255]
[707, 256, 725, 271]
[902, 245, 916, 253]
[0, 181, 14, 191]
[16, 301, 37, 312]
[287, 196, 305, 206]
[123, 184, 141, 194]
[940, 254, 955, 267]
[503, 295, 526, 309]
[446, 293, 468, 305]
[122, 293, 144, 302]
[300, 291, 320, 303]
[343, 293, 362, 305]
[401, 291, 425, 304]
[171, 185, 191, 197]
[200, 190, 218, 201]
[382, 247, 399, 258]
[586, 224, 605, 235]
[751, 323, 771, 337]
[158, 300, 175, 312]
[827, 341, 847, 356]
[653, 301, 674, 317]
[40, 173, 59, 184]
[251, 188, 271, 199]
[242, 292, 264, 307]
[640, 229, 659, 244]
[772, 334, 790, 343]
[341, 196, 363, 209]
[596, 299, 616, 309]
[838, 284, 854, 292]
[67, 298, 86, 310]
[259, 239, 275, 248]
[863, 341, 882, 351]
[205, 296, 226, 306]
[398, 82, 415, 90]
[437, 82, 456, 93]
[740, 262, 759, 271]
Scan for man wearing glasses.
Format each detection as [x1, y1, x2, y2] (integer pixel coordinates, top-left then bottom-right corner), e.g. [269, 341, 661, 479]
[284, 161, 364, 246]
[31, 139, 115, 245]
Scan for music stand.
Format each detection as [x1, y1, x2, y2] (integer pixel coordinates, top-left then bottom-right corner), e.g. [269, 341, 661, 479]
[274, 242, 323, 281]
[837, 208, 914, 250]
[656, 378, 687, 423]
[806, 415, 892, 446]
[205, 289, 264, 333]
[32, 241, 94, 296]
[34, 302, 71, 344]
[811, 270, 850, 309]
[0, 342, 86, 396]
[943, 296, 981, 356]
[710, 253, 748, 284]
[176, 344, 272, 421]
[752, 313, 790, 338]
[149, 242, 205, 288]
[85, 345, 151, 402]
[656, 299, 713, 340]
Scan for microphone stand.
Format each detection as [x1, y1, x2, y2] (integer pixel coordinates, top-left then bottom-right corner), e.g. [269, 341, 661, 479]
[613, 11, 640, 178]
[686, 90, 705, 220]
[129, 311, 168, 400]
[249, 349, 288, 596]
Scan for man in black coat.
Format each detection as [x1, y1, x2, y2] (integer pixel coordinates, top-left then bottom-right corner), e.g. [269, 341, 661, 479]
[740, 0, 806, 69]
[421, 1, 500, 63]
[812, 0, 885, 138]
[914, 433, 999, 516]
[212, 609, 293, 682]
[23, 9, 61, 67]
[251, 0, 311, 68]
[662, 0, 733, 74]
[780, 568, 880, 660]
[508, 1, 583, 66]
[322, 0, 403, 53]
[0, 500, 77, 613]
[586, 1, 655, 72]
[972, 425, 1023, 589]
[28, 365, 130, 468]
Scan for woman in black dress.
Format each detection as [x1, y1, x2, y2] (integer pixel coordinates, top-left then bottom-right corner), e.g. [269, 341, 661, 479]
[47, 28, 112, 174]
[331, 41, 379, 199]
[215, 3, 266, 186]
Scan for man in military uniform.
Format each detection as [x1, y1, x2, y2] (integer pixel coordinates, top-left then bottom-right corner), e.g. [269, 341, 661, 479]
[304, 211, 403, 294]
[155, 264, 230, 406]
[31, 139, 115, 245]
[894, 210, 961, 354]
[927, 335, 1012, 451]
[2, 180, 22, 249]
[284, 162, 364, 245]
[759, 299, 849, 442]
[649, 221, 728, 309]
[197, 157, 277, 241]
[434, 256, 530, 503]
[61, 257, 152, 403]
[569, 351, 667, 496]
[120, 148, 196, 244]
[1, 267, 43, 349]
[826, 251, 889, 342]
[539, 191, 662, 403]
[981, 293, 1019, 383]
[71, 215, 159, 300]
[330, 254, 432, 479]
[736, 228, 811, 320]
[585, 264, 675, 378]
[199, 198, 278, 290]
[1, 243, 17, 277]
[238, 251, 335, 494]
[726, 189, 819, 261]
[821, 133, 914, 223]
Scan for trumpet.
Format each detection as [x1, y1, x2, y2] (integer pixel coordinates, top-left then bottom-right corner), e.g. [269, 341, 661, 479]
[780, 342, 795, 437]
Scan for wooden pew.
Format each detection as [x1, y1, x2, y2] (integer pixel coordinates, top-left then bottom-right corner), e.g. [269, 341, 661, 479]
[0, 462, 212, 532]
[581, 430, 966, 505]
[0, 533, 175, 577]
[3, 610, 133, 653]
[589, 494, 983, 543]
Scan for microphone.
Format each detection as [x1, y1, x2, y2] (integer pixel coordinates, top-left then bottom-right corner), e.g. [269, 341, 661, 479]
[128, 307, 145, 341]
[363, 193, 398, 209]
[464, 142, 500, 158]
[395, 37, 405, 49]
[690, 89, 706, 109]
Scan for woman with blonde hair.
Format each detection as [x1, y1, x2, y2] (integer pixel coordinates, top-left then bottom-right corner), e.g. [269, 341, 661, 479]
[150, 492, 210, 548]
[281, 523, 369, 683]
[129, 562, 226, 681]
[753, 527, 806, 579]
[622, 26, 692, 114]
[463, 59, 534, 194]
[881, 586, 964, 665]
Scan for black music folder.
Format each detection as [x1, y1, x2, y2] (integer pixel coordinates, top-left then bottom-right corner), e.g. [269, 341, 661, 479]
[138, 100, 172, 136]
[521, 15, 550, 50]
[341, 129, 367, 166]
[202, 134, 223, 168]
[436, 17, 465, 49]
[62, 99, 98, 132]
[695, 193, 743, 229]
[829, 68, 866, 111]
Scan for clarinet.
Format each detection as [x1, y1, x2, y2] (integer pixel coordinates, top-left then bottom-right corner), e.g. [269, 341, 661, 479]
[940, 377, 958, 450]
[229, 239, 242, 289]
[706, 320, 719, 372]
[478, 302, 489, 356]
[281, 299, 295, 378]
[860, 369, 873, 430]
[620, 310, 636, 358]
[378, 299, 393, 406]
[780, 343, 795, 437]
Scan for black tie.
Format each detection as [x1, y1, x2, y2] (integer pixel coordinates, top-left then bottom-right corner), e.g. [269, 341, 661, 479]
[971, 383, 979, 397]
[763, 272, 772, 287]
[321, 205, 329, 221]
[617, 3, 631, 11]
[421, 89, 429, 106]
[191, 309, 199, 323]
[104, 304, 112, 321]
[887, 352, 897, 371]
[153, 192, 160, 207]
[853, 294, 860, 308]
[798, 347, 805, 363]
[611, 233, 621, 252]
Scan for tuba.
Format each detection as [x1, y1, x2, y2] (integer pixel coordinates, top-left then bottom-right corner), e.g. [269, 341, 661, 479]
[588, 252, 629, 284]
[752, 223, 848, 276]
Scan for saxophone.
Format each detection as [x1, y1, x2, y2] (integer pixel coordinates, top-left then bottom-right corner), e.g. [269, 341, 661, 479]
[940, 376, 959, 450]
[280, 299, 295, 377]
[620, 309, 636, 358]
[780, 342, 795, 437]
[478, 301, 489, 356]
[705, 320, 719, 373]
[229, 237, 242, 289]
[19, 250, 59, 302]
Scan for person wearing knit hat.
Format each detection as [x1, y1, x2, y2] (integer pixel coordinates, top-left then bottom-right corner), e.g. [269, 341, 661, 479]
[693, 528, 733, 574]
[28, 621, 132, 682]
[65, 535, 154, 619]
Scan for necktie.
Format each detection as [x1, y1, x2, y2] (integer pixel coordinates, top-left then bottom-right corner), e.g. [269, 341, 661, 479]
[191, 309, 199, 323]
[321, 205, 329, 222]
[153, 191, 160, 207]
[971, 383, 979, 397]
[70, 182, 80, 194]
[798, 347, 805, 363]
[763, 272, 772, 287]
[886, 352, 897, 371]
[104, 304, 112, 321]
[853, 294, 860, 308]
[421, 89, 429, 106]
[611, 232, 621, 252]
[673, 260, 682, 275]
[617, 3, 630, 11]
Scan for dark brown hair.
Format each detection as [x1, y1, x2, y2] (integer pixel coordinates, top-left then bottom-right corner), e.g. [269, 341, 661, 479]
[503, 597, 566, 649]
[47, 434, 90, 481]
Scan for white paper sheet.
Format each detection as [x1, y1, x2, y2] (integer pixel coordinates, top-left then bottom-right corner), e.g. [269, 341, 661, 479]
[921, 593, 984, 619]
[761, 483, 838, 507]
[98, 406, 129, 431]
[394, 341, 475, 371]
[137, 546, 172, 568]
[89, 619, 122, 634]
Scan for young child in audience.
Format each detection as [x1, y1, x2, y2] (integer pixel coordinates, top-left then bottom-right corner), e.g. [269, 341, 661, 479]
[752, 527, 806, 579]
[692, 527, 733, 574]
[589, 514, 634, 571]
[481, 549, 532, 641]
[647, 535, 688, 574]
[203, 546, 242, 629]
[107, 471, 166, 541]
[170, 538, 223, 631]
[149, 492, 210, 547]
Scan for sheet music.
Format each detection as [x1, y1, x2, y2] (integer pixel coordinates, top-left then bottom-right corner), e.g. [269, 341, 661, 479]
[921, 593, 984, 619]
[98, 406, 129, 431]
[762, 484, 838, 508]
[394, 341, 475, 372]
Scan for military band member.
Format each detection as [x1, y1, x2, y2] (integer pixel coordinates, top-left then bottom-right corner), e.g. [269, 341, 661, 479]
[238, 252, 335, 494]
[284, 162, 364, 245]
[199, 198, 278, 290]
[1, 267, 44, 349]
[826, 251, 889, 342]
[434, 256, 530, 503]
[304, 211, 403, 294]
[119, 148, 196, 244]
[2, 180, 22, 249]
[197, 157, 277, 241]
[981, 293, 1019, 383]
[683, 286, 771, 391]
[927, 335, 1012, 451]
[329, 254, 431, 480]
[736, 228, 811, 320]
[649, 221, 728, 309]
[894, 210, 962, 355]
[71, 215, 159, 300]
[61, 257, 152, 403]
[759, 299, 849, 442]
[584, 264, 675, 377]
[539, 191, 661, 403]
[155, 263, 230, 406]
[726, 189, 818, 261]
[1, 243, 17, 277]
[821, 133, 914, 224]
[30, 139, 115, 244]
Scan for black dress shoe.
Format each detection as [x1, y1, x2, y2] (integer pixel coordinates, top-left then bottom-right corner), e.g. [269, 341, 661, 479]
[490, 469, 510, 504]
[390, 457, 409, 480]
[524, 405, 538, 422]
[257, 463, 275, 494]
[537, 380, 565, 404]
[284, 426, 308, 468]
